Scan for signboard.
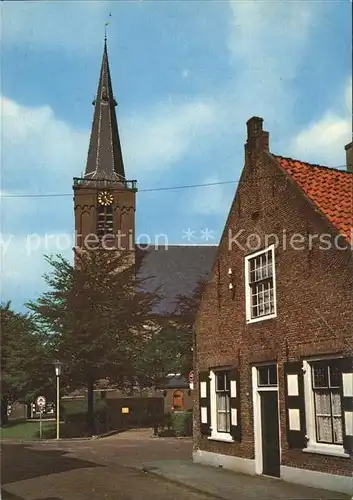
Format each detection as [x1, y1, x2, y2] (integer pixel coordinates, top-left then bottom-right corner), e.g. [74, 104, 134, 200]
[121, 407, 129, 414]
[189, 371, 194, 390]
[36, 396, 46, 409]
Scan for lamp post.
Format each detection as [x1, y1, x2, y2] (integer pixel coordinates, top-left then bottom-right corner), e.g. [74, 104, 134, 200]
[54, 361, 63, 440]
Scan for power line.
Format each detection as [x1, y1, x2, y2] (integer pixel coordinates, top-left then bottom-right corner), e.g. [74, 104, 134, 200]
[0, 165, 349, 199]
[0, 180, 238, 199]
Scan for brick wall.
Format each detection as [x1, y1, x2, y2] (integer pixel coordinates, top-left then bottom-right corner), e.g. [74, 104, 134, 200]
[194, 121, 353, 476]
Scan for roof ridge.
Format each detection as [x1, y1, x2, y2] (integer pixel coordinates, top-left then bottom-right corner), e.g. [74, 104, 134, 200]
[273, 154, 350, 174]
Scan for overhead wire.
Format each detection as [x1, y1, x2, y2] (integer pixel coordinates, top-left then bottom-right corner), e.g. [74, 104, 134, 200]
[0, 165, 349, 199]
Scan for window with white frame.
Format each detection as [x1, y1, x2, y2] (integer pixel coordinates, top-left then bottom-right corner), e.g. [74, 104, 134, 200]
[215, 371, 231, 433]
[311, 361, 343, 445]
[245, 246, 276, 322]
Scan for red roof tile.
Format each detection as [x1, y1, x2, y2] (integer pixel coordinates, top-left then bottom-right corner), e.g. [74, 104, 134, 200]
[274, 155, 353, 243]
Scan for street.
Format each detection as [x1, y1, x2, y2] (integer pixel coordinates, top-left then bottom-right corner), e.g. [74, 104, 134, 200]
[1, 430, 212, 500]
[1, 429, 350, 500]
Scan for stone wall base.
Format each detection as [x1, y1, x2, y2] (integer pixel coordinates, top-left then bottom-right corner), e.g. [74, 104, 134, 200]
[281, 465, 352, 496]
[193, 449, 352, 496]
[193, 449, 256, 476]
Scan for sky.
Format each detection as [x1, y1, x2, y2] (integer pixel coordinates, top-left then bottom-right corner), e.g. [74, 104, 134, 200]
[1, 0, 352, 311]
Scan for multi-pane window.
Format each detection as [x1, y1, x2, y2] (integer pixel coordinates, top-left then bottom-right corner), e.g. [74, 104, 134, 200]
[215, 371, 231, 433]
[97, 205, 113, 238]
[247, 248, 275, 320]
[311, 361, 343, 445]
[258, 365, 277, 387]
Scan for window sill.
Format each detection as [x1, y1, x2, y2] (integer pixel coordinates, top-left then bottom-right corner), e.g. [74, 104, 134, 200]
[208, 433, 234, 443]
[246, 313, 277, 325]
[303, 444, 349, 459]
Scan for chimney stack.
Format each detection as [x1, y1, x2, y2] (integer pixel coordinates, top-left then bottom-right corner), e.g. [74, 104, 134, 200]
[345, 142, 352, 173]
[246, 116, 269, 152]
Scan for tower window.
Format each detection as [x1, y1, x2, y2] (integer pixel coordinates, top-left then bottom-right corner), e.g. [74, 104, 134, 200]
[97, 205, 113, 238]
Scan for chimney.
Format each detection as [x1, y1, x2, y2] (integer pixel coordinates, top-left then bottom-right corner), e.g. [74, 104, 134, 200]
[246, 116, 269, 152]
[345, 142, 352, 172]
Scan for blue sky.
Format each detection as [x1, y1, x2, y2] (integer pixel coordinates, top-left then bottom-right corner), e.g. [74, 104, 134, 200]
[1, 0, 352, 311]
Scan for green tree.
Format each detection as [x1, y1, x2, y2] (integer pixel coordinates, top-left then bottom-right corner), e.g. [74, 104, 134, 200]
[27, 249, 161, 435]
[134, 276, 208, 387]
[0, 302, 53, 425]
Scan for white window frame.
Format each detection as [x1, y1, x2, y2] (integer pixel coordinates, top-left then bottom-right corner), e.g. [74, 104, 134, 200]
[252, 362, 281, 475]
[208, 370, 234, 443]
[245, 244, 277, 324]
[303, 358, 349, 458]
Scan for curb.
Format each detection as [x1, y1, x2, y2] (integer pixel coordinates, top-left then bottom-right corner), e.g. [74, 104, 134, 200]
[0, 430, 121, 444]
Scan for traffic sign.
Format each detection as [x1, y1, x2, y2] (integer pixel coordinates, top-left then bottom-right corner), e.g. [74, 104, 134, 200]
[36, 396, 46, 409]
[189, 371, 194, 390]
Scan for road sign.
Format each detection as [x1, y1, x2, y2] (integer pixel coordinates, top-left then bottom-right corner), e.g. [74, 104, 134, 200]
[189, 371, 194, 390]
[36, 396, 46, 409]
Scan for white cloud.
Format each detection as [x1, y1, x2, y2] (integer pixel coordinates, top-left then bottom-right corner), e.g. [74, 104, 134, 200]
[122, 100, 216, 177]
[190, 0, 317, 216]
[1, 96, 89, 191]
[225, 0, 314, 126]
[290, 78, 352, 166]
[2, 94, 216, 192]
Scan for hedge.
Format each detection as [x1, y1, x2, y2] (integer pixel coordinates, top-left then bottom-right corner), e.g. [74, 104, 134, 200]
[171, 411, 193, 437]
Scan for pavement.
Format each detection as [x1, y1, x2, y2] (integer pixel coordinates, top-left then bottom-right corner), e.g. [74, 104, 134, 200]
[139, 459, 351, 500]
[1, 429, 350, 500]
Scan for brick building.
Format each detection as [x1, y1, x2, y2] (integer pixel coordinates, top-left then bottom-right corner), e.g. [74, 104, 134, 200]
[72, 39, 216, 389]
[193, 117, 353, 495]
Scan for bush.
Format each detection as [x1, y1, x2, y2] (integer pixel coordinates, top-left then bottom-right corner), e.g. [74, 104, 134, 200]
[171, 411, 193, 437]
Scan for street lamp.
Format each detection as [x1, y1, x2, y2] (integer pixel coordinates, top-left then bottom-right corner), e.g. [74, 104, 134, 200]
[54, 361, 63, 440]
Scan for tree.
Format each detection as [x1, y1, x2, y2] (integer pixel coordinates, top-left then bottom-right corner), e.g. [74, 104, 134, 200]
[27, 249, 161, 434]
[134, 276, 208, 387]
[0, 302, 53, 425]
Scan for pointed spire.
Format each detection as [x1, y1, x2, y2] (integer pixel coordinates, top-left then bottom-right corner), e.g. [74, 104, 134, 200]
[84, 38, 125, 180]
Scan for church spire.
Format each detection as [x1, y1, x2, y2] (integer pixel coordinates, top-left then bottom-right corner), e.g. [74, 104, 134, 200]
[84, 38, 125, 180]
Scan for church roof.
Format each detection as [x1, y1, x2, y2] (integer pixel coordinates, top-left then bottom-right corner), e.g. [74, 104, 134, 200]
[136, 245, 217, 315]
[85, 40, 126, 181]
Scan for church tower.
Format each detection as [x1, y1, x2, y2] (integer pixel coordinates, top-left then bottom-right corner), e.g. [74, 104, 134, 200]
[73, 38, 137, 252]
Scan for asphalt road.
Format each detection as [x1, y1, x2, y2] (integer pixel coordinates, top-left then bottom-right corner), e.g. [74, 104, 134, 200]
[1, 429, 214, 500]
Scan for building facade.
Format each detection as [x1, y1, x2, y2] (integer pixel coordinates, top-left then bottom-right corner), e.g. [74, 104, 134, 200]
[71, 39, 216, 394]
[73, 38, 216, 306]
[194, 117, 353, 495]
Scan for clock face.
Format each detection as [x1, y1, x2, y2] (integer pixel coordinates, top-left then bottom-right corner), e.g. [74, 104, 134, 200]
[98, 191, 114, 206]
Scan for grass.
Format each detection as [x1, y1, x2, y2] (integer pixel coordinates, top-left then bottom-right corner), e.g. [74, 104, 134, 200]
[0, 421, 59, 440]
[1, 398, 109, 440]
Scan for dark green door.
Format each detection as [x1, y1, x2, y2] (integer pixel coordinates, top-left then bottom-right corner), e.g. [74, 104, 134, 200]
[260, 391, 280, 477]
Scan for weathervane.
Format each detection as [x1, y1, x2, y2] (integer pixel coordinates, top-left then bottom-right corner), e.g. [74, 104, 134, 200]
[104, 13, 112, 41]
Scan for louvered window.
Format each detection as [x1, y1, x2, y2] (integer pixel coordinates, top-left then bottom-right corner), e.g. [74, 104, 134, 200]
[97, 205, 113, 238]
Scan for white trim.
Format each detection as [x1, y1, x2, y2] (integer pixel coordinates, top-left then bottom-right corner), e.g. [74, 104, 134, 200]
[281, 465, 353, 496]
[303, 444, 349, 458]
[252, 366, 263, 474]
[244, 244, 277, 324]
[252, 363, 281, 476]
[207, 434, 234, 443]
[303, 359, 346, 456]
[209, 370, 234, 442]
